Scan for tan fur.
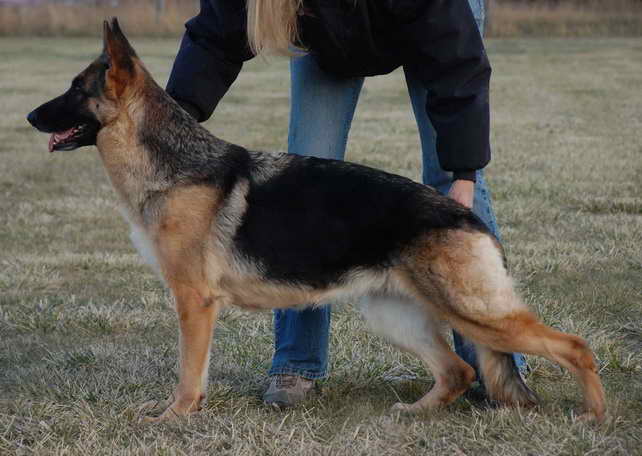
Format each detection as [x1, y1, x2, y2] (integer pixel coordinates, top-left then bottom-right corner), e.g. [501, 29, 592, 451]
[402, 231, 526, 319]
[471, 312, 606, 420]
[96, 117, 151, 217]
[395, 231, 605, 421]
[140, 186, 224, 420]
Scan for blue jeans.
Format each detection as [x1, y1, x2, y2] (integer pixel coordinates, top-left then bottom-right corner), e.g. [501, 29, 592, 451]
[269, 0, 527, 380]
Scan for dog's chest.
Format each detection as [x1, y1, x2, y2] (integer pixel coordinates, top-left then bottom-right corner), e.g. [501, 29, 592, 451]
[121, 210, 162, 278]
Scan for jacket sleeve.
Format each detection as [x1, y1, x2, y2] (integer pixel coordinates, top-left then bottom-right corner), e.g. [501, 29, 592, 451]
[401, 0, 492, 181]
[166, 0, 254, 122]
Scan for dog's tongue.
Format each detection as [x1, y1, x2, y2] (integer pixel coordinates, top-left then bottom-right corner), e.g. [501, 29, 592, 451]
[48, 128, 75, 153]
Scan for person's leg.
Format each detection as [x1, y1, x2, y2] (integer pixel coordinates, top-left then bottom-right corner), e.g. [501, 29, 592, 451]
[403, 40, 528, 377]
[268, 54, 365, 385]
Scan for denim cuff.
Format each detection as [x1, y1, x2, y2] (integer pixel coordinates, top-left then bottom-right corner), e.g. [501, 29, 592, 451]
[268, 365, 328, 380]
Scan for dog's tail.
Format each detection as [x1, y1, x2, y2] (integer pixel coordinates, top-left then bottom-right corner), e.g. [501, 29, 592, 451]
[475, 346, 539, 406]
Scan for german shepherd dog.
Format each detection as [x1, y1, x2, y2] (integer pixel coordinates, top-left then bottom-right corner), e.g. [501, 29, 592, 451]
[27, 19, 605, 423]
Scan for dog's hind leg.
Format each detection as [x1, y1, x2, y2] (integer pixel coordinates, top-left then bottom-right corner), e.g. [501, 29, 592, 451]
[473, 344, 539, 407]
[358, 295, 475, 412]
[473, 314, 605, 421]
[454, 309, 604, 421]
[401, 230, 606, 421]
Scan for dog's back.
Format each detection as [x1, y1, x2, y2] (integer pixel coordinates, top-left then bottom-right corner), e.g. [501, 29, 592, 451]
[233, 152, 489, 287]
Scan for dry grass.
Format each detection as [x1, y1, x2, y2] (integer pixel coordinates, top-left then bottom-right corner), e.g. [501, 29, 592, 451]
[0, 0, 197, 37]
[1, 0, 642, 37]
[1, 36, 641, 454]
[488, 0, 642, 37]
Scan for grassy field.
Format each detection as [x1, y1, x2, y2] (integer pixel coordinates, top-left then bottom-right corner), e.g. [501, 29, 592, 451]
[1, 36, 641, 455]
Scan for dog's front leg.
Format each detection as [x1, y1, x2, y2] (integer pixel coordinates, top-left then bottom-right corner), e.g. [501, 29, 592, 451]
[142, 284, 221, 423]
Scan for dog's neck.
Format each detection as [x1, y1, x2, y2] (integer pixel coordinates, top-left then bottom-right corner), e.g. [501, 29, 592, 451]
[96, 81, 241, 225]
[95, 104, 157, 225]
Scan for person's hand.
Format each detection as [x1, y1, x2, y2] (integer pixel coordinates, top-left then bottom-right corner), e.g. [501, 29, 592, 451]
[448, 179, 474, 209]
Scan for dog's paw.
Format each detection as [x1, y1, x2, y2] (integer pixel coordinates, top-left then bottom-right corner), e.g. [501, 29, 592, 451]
[576, 409, 606, 424]
[391, 402, 419, 414]
[141, 407, 181, 424]
[138, 396, 202, 424]
[138, 398, 171, 423]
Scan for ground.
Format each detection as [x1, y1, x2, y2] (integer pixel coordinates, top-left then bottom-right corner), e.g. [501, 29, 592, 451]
[0, 37, 640, 455]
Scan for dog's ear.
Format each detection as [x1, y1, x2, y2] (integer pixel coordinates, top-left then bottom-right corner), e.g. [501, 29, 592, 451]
[102, 18, 137, 97]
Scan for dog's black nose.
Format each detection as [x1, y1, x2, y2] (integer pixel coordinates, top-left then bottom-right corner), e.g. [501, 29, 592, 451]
[27, 110, 37, 127]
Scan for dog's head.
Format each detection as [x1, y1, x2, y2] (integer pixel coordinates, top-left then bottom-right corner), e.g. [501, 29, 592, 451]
[27, 18, 142, 152]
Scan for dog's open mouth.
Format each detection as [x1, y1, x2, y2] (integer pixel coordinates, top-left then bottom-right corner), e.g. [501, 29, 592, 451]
[48, 123, 98, 153]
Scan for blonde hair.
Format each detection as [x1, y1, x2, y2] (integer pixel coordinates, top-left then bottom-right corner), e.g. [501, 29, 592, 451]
[246, 0, 303, 56]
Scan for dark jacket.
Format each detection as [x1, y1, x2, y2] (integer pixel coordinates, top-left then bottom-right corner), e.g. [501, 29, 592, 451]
[167, 0, 492, 181]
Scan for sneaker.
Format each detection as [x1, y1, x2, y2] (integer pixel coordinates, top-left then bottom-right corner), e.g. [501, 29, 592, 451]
[263, 374, 314, 408]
